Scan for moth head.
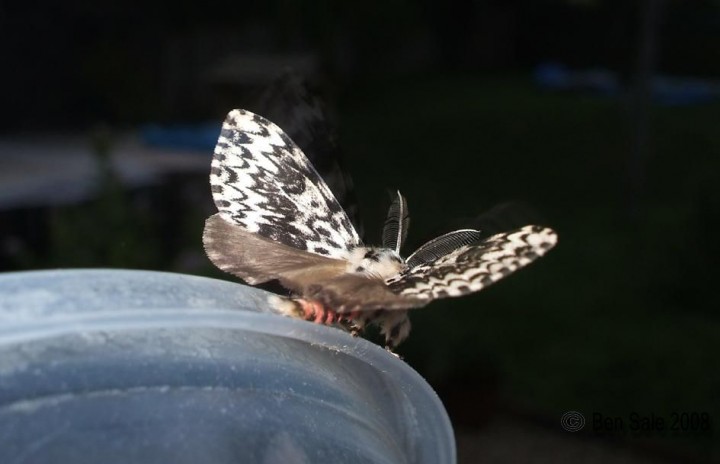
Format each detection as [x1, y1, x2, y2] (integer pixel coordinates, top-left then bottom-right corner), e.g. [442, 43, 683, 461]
[346, 246, 406, 280]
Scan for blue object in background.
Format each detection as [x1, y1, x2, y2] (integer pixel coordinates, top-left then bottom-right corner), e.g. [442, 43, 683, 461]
[141, 123, 221, 152]
[533, 62, 572, 90]
[533, 62, 619, 96]
[534, 62, 720, 105]
[652, 76, 720, 106]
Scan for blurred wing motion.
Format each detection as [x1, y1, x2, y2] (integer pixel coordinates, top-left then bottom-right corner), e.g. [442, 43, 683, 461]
[437, 200, 549, 242]
[204, 108, 558, 349]
[204, 213, 424, 313]
[254, 71, 363, 237]
[204, 213, 346, 286]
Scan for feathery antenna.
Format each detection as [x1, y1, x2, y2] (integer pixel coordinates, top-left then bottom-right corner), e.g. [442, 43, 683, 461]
[406, 229, 482, 267]
[382, 190, 410, 254]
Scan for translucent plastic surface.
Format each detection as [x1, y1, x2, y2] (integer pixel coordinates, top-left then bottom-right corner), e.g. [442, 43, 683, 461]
[0, 269, 455, 464]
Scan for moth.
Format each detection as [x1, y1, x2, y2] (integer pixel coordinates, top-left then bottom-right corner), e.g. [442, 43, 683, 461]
[203, 109, 558, 350]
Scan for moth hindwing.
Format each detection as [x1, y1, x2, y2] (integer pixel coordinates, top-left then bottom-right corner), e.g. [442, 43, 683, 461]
[204, 109, 558, 349]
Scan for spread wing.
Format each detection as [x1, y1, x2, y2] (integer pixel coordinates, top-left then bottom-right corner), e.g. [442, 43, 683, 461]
[204, 213, 426, 312]
[210, 109, 361, 258]
[254, 71, 364, 237]
[204, 213, 347, 286]
[304, 274, 428, 313]
[389, 225, 557, 300]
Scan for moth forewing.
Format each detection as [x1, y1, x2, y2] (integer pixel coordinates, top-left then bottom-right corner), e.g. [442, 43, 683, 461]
[391, 225, 557, 299]
[209, 109, 361, 259]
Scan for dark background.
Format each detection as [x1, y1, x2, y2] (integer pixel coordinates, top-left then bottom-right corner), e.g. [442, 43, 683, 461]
[1, 1, 719, 462]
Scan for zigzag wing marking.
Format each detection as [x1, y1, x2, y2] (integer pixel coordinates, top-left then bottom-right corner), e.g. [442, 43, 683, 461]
[388, 225, 557, 300]
[255, 71, 365, 238]
[210, 109, 361, 259]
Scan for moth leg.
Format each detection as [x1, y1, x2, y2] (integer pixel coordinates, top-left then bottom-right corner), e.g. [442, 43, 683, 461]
[339, 311, 366, 337]
[376, 310, 411, 352]
[337, 318, 357, 335]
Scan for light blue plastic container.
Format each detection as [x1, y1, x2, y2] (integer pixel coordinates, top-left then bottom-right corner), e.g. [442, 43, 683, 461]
[0, 270, 455, 463]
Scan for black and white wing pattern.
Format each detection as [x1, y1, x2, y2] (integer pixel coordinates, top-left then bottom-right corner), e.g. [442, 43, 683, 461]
[205, 109, 420, 314]
[254, 71, 364, 237]
[204, 108, 558, 350]
[209, 109, 360, 258]
[388, 225, 557, 300]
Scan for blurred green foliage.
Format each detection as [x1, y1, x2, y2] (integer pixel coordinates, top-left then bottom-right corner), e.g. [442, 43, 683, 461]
[45, 130, 161, 269]
[10, 129, 205, 272]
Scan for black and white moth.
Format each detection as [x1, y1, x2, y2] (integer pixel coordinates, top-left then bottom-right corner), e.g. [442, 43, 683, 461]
[203, 109, 558, 349]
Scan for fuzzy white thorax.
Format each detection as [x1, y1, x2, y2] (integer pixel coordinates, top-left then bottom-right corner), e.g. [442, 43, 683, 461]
[344, 246, 407, 280]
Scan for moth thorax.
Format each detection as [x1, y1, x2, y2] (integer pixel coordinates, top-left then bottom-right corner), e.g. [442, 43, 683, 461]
[346, 247, 406, 280]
